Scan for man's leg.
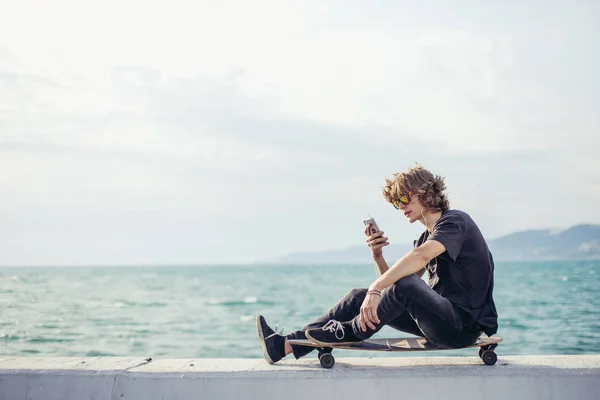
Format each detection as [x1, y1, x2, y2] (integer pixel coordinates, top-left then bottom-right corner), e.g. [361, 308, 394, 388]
[256, 288, 368, 363]
[356, 274, 480, 347]
[285, 288, 367, 359]
[285, 290, 428, 358]
[307, 274, 480, 349]
[386, 311, 426, 339]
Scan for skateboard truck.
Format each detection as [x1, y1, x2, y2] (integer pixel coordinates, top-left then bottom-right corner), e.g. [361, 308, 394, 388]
[478, 343, 498, 365]
[317, 347, 335, 369]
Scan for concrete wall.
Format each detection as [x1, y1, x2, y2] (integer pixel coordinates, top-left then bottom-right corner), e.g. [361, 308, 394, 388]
[1, 355, 599, 400]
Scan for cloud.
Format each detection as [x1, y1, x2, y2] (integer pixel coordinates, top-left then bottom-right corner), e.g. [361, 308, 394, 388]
[3, 1, 596, 157]
[0, 67, 424, 214]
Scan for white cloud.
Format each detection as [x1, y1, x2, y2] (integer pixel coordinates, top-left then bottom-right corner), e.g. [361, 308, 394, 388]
[2, 1, 595, 156]
[176, 27, 516, 156]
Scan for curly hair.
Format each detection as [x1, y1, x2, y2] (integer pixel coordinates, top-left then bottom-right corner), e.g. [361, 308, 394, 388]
[382, 163, 450, 211]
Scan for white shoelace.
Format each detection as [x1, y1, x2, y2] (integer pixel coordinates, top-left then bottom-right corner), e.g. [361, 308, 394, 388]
[266, 324, 284, 340]
[322, 320, 345, 340]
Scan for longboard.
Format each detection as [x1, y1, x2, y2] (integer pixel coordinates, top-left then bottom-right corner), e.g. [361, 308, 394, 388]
[288, 335, 502, 368]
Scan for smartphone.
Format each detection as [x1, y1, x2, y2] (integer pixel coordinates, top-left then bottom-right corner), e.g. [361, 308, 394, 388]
[363, 217, 381, 235]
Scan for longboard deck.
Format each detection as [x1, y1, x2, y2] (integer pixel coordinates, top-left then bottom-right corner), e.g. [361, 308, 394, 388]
[288, 335, 502, 352]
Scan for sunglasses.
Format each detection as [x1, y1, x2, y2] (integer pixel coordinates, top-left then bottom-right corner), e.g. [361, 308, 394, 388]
[391, 192, 412, 209]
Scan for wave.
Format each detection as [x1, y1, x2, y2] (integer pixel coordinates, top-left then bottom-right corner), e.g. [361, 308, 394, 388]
[27, 337, 75, 344]
[85, 350, 117, 357]
[207, 297, 274, 306]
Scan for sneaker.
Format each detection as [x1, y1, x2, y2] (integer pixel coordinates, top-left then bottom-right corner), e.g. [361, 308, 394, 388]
[256, 315, 286, 364]
[305, 319, 363, 347]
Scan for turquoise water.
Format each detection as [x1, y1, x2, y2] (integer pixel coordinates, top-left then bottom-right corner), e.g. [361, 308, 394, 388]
[1, 261, 598, 359]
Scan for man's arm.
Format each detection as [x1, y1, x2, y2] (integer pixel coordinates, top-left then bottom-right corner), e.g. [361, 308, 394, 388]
[370, 240, 446, 291]
[373, 256, 389, 276]
[375, 256, 426, 278]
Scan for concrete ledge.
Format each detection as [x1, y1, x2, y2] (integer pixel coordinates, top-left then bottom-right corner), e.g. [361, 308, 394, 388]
[1, 355, 599, 400]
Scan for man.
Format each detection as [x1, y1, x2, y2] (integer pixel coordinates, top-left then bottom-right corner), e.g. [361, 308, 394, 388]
[256, 163, 499, 364]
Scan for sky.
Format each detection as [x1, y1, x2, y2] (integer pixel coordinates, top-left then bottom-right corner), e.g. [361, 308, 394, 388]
[1, 0, 599, 266]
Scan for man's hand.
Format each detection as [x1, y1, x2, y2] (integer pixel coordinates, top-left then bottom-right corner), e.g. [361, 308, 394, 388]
[359, 289, 382, 332]
[364, 224, 389, 259]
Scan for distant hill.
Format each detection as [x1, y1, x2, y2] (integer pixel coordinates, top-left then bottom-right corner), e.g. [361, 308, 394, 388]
[486, 224, 600, 261]
[263, 224, 600, 264]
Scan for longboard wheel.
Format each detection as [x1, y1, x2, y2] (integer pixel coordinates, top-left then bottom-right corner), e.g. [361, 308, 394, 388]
[319, 352, 335, 369]
[481, 350, 497, 366]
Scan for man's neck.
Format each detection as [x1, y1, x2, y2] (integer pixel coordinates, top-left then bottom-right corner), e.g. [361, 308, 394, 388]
[422, 209, 443, 232]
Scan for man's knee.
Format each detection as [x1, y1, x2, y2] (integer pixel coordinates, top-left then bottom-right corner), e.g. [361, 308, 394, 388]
[391, 275, 423, 298]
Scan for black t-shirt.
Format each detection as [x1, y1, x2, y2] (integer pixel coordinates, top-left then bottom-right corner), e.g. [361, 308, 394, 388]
[414, 209, 499, 336]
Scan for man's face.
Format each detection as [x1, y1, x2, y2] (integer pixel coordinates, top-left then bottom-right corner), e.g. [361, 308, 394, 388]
[393, 192, 424, 224]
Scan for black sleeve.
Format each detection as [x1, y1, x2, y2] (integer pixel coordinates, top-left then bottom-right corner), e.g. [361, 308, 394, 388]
[427, 212, 466, 261]
[413, 230, 429, 249]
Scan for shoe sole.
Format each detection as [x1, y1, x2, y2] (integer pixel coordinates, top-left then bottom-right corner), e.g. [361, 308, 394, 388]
[305, 331, 363, 347]
[255, 315, 274, 364]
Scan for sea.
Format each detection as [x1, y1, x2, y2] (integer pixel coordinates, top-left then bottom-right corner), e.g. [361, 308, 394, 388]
[1, 261, 599, 360]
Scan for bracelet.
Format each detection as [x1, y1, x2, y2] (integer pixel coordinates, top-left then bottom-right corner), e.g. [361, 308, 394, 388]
[367, 289, 381, 297]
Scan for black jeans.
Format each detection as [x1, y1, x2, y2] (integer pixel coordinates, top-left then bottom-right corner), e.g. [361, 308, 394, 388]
[286, 274, 482, 359]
